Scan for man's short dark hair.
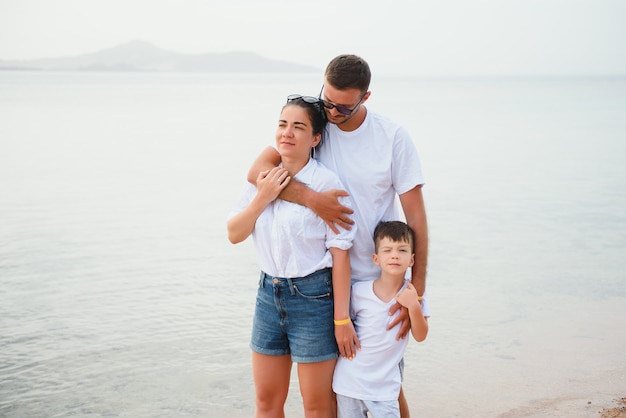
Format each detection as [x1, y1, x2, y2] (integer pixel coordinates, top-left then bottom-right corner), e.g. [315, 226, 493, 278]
[324, 54, 371, 93]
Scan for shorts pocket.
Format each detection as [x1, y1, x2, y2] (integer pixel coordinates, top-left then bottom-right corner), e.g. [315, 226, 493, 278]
[292, 279, 332, 300]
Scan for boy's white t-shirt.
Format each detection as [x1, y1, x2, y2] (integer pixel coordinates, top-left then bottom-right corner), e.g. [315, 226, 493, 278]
[332, 280, 411, 402]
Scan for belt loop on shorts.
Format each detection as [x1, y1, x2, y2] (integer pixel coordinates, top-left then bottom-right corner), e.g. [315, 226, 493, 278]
[259, 271, 266, 288]
[286, 278, 296, 295]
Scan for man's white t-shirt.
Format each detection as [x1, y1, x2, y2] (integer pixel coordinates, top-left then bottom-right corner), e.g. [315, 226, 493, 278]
[317, 109, 425, 283]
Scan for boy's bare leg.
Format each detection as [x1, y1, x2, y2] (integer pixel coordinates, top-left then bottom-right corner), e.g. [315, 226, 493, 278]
[399, 386, 410, 418]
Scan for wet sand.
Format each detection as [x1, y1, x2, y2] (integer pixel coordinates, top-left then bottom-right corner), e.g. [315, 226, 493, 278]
[600, 398, 626, 418]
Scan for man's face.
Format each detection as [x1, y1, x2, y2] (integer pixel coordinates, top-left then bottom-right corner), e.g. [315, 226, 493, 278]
[320, 82, 368, 126]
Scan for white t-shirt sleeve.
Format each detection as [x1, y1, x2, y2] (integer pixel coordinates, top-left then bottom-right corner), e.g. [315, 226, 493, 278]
[392, 126, 425, 195]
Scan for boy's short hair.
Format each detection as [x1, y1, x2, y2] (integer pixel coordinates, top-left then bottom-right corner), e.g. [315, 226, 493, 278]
[324, 54, 371, 93]
[373, 221, 415, 253]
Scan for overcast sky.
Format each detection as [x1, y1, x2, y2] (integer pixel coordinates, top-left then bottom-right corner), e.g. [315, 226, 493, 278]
[1, 0, 625, 76]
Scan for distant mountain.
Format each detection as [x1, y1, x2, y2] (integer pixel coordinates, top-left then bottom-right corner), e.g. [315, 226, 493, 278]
[0, 40, 319, 73]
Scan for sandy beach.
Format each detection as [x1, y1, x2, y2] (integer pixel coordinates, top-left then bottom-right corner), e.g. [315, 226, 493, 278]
[495, 395, 626, 418]
[600, 398, 626, 418]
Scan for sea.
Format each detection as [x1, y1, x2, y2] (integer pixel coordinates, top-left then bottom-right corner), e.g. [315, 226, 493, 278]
[1, 71, 625, 418]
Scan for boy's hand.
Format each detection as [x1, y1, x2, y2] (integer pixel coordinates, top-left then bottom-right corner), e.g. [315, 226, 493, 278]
[389, 283, 421, 340]
[396, 282, 420, 310]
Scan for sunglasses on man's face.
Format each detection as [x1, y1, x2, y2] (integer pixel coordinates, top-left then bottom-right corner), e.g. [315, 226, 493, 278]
[318, 87, 366, 116]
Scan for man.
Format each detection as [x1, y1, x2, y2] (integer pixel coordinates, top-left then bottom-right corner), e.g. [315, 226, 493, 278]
[248, 54, 429, 418]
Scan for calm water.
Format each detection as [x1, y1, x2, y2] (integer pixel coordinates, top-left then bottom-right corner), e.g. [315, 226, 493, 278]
[1, 72, 625, 417]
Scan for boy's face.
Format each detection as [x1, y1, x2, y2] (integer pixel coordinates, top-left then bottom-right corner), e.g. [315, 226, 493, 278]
[372, 237, 414, 275]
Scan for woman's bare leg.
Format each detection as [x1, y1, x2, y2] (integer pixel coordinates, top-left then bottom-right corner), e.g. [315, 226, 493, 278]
[297, 358, 337, 418]
[252, 352, 292, 418]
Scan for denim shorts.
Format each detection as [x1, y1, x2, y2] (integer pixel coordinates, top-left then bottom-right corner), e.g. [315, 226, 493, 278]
[250, 268, 338, 363]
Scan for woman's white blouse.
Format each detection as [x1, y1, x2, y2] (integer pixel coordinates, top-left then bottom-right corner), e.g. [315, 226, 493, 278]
[228, 158, 356, 278]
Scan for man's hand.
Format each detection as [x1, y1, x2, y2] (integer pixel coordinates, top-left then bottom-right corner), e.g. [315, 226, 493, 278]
[388, 302, 411, 340]
[310, 189, 355, 234]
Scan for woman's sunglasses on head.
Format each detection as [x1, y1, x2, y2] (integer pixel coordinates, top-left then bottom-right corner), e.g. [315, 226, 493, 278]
[287, 90, 365, 116]
[287, 94, 321, 105]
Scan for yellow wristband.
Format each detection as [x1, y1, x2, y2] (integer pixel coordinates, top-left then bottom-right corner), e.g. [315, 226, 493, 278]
[417, 295, 424, 301]
[334, 318, 352, 326]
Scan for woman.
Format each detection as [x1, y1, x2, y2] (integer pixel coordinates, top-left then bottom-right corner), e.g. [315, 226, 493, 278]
[227, 95, 358, 418]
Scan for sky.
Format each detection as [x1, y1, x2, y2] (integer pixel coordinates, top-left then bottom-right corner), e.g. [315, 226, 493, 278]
[1, 0, 625, 77]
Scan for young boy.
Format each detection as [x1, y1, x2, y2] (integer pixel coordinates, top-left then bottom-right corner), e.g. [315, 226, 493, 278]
[332, 221, 429, 418]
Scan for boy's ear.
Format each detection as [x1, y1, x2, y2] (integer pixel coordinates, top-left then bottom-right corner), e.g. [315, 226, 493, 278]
[409, 254, 415, 267]
[372, 253, 380, 266]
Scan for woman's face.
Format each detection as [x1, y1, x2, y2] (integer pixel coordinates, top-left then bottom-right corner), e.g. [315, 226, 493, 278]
[275, 105, 321, 160]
